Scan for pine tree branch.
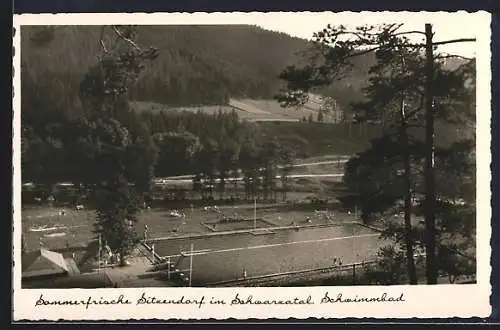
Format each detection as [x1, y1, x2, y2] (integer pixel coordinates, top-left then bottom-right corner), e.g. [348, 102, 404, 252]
[439, 243, 476, 262]
[111, 26, 143, 52]
[99, 26, 108, 54]
[436, 54, 475, 61]
[397, 38, 476, 49]
[404, 107, 424, 121]
[346, 47, 381, 58]
[347, 168, 403, 202]
[433, 38, 476, 46]
[393, 30, 427, 37]
[327, 26, 423, 39]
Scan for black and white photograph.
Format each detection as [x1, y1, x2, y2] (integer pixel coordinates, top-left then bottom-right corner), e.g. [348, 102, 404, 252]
[12, 11, 492, 319]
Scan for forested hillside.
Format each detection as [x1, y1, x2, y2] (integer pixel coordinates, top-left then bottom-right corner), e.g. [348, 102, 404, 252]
[21, 25, 383, 121]
[22, 25, 310, 116]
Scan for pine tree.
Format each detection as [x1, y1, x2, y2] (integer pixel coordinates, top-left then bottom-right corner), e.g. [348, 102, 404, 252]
[79, 26, 159, 266]
[276, 23, 476, 284]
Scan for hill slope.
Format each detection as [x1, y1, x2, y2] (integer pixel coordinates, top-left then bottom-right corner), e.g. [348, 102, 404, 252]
[21, 25, 312, 114]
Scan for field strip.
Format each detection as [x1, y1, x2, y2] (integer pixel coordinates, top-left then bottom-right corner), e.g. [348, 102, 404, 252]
[155, 173, 344, 183]
[155, 159, 349, 181]
[161, 233, 379, 258]
[228, 99, 269, 114]
[28, 224, 87, 232]
[291, 160, 349, 167]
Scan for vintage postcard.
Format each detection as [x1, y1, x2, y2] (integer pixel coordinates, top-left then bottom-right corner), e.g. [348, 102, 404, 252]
[12, 11, 492, 320]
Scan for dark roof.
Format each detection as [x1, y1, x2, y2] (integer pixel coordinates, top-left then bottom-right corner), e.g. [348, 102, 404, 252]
[75, 239, 102, 270]
[23, 271, 117, 289]
[64, 258, 81, 276]
[22, 248, 69, 279]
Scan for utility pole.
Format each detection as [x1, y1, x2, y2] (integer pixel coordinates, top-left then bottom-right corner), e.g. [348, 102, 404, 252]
[424, 23, 438, 284]
[353, 263, 356, 285]
[254, 198, 257, 231]
[98, 233, 101, 273]
[189, 243, 194, 287]
[167, 256, 171, 280]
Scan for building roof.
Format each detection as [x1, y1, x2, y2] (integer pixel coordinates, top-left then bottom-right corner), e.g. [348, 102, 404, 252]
[64, 258, 81, 276]
[75, 239, 101, 270]
[22, 248, 69, 279]
[23, 270, 117, 289]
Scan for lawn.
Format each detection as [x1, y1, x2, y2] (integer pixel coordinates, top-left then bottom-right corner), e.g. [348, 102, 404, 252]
[21, 203, 359, 252]
[22, 206, 95, 251]
[289, 162, 345, 176]
[131, 99, 318, 123]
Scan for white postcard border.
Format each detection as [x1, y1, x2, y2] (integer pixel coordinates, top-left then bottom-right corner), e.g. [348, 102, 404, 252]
[12, 11, 492, 320]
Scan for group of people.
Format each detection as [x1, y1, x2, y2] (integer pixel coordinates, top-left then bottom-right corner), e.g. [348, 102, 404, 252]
[168, 209, 186, 218]
[203, 205, 222, 215]
[97, 243, 115, 266]
[332, 257, 344, 266]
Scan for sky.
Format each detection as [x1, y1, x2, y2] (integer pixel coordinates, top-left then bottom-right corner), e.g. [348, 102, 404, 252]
[248, 12, 484, 58]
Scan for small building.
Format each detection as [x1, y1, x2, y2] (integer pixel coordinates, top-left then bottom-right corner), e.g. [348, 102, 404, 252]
[22, 246, 122, 288]
[22, 248, 78, 283]
[23, 270, 118, 289]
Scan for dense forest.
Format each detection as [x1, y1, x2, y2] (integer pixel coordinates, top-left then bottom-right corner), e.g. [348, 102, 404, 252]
[21, 25, 390, 118]
[22, 25, 308, 112]
[22, 106, 298, 202]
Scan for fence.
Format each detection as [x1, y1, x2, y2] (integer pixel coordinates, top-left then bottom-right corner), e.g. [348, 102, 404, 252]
[205, 260, 378, 287]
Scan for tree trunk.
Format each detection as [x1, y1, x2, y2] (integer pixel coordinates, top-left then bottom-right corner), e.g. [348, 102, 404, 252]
[219, 175, 225, 200]
[424, 23, 438, 284]
[209, 176, 214, 199]
[402, 124, 418, 284]
[398, 50, 418, 285]
[120, 249, 126, 267]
